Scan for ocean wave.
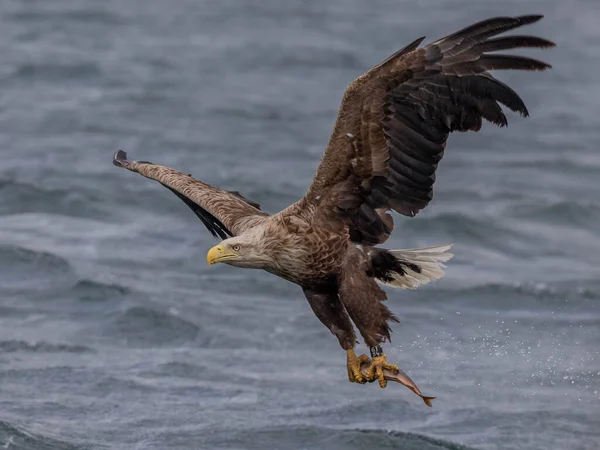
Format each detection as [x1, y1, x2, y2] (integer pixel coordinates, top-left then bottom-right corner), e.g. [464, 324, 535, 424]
[8, 9, 123, 25]
[102, 306, 200, 346]
[505, 199, 600, 228]
[204, 425, 475, 450]
[424, 281, 600, 320]
[0, 245, 75, 299]
[0, 246, 72, 293]
[211, 104, 292, 122]
[274, 47, 364, 70]
[425, 407, 600, 448]
[399, 213, 526, 255]
[0, 340, 93, 354]
[0, 179, 106, 220]
[0, 420, 90, 450]
[153, 361, 207, 380]
[0, 245, 70, 271]
[71, 279, 130, 302]
[505, 157, 600, 173]
[448, 280, 600, 302]
[9, 62, 102, 82]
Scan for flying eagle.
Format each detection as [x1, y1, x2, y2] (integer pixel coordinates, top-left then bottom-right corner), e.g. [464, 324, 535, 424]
[114, 15, 553, 404]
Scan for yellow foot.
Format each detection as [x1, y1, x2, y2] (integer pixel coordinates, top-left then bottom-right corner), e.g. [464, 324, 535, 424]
[346, 348, 371, 384]
[364, 354, 399, 388]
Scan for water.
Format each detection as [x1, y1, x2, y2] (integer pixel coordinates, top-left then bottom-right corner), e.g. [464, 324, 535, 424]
[0, 0, 599, 449]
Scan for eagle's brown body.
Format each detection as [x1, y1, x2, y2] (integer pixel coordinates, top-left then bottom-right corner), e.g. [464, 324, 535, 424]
[114, 15, 553, 404]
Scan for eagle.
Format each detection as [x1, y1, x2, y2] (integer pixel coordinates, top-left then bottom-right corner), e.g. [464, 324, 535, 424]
[114, 15, 553, 403]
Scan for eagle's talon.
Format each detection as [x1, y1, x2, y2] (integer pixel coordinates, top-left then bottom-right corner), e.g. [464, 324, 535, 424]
[346, 349, 371, 384]
[364, 354, 398, 388]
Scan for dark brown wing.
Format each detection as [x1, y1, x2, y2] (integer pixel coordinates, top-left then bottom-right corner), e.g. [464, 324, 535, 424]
[304, 15, 554, 245]
[113, 151, 268, 238]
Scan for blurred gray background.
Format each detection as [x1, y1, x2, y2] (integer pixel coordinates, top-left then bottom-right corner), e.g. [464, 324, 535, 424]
[0, 0, 598, 449]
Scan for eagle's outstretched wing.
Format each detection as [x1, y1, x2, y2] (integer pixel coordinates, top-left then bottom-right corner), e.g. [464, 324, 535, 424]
[303, 15, 554, 245]
[113, 151, 268, 238]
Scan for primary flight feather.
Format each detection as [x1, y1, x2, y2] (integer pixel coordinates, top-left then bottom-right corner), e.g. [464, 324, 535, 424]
[114, 15, 553, 405]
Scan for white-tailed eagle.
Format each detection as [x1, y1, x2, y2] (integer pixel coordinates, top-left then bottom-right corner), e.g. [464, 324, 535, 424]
[114, 15, 553, 405]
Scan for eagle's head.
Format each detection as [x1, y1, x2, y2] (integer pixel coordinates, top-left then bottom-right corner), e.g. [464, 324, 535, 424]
[206, 233, 275, 269]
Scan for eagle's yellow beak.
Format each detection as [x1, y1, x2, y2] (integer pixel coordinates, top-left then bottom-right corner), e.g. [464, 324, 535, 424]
[206, 245, 239, 265]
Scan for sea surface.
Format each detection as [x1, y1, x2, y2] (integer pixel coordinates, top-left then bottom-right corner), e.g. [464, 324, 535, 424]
[0, 0, 599, 449]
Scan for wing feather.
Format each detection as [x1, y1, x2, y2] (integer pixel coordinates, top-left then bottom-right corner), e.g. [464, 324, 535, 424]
[113, 151, 268, 237]
[164, 186, 232, 239]
[302, 15, 553, 244]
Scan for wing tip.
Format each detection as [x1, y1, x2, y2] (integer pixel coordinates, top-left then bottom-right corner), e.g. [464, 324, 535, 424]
[113, 150, 129, 168]
[518, 14, 544, 25]
[413, 36, 427, 49]
[532, 58, 553, 71]
[536, 38, 556, 49]
[113, 151, 155, 169]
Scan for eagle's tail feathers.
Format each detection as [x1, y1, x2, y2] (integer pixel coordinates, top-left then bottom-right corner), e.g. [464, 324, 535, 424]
[373, 245, 454, 290]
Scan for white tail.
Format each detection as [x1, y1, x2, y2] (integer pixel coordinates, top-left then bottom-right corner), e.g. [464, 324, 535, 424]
[382, 244, 454, 289]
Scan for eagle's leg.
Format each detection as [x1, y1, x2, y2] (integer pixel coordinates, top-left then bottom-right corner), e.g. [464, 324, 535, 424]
[363, 344, 399, 388]
[337, 253, 402, 388]
[302, 287, 369, 384]
[346, 348, 371, 384]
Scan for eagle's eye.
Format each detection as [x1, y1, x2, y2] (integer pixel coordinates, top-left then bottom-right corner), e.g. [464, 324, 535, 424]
[232, 244, 241, 252]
